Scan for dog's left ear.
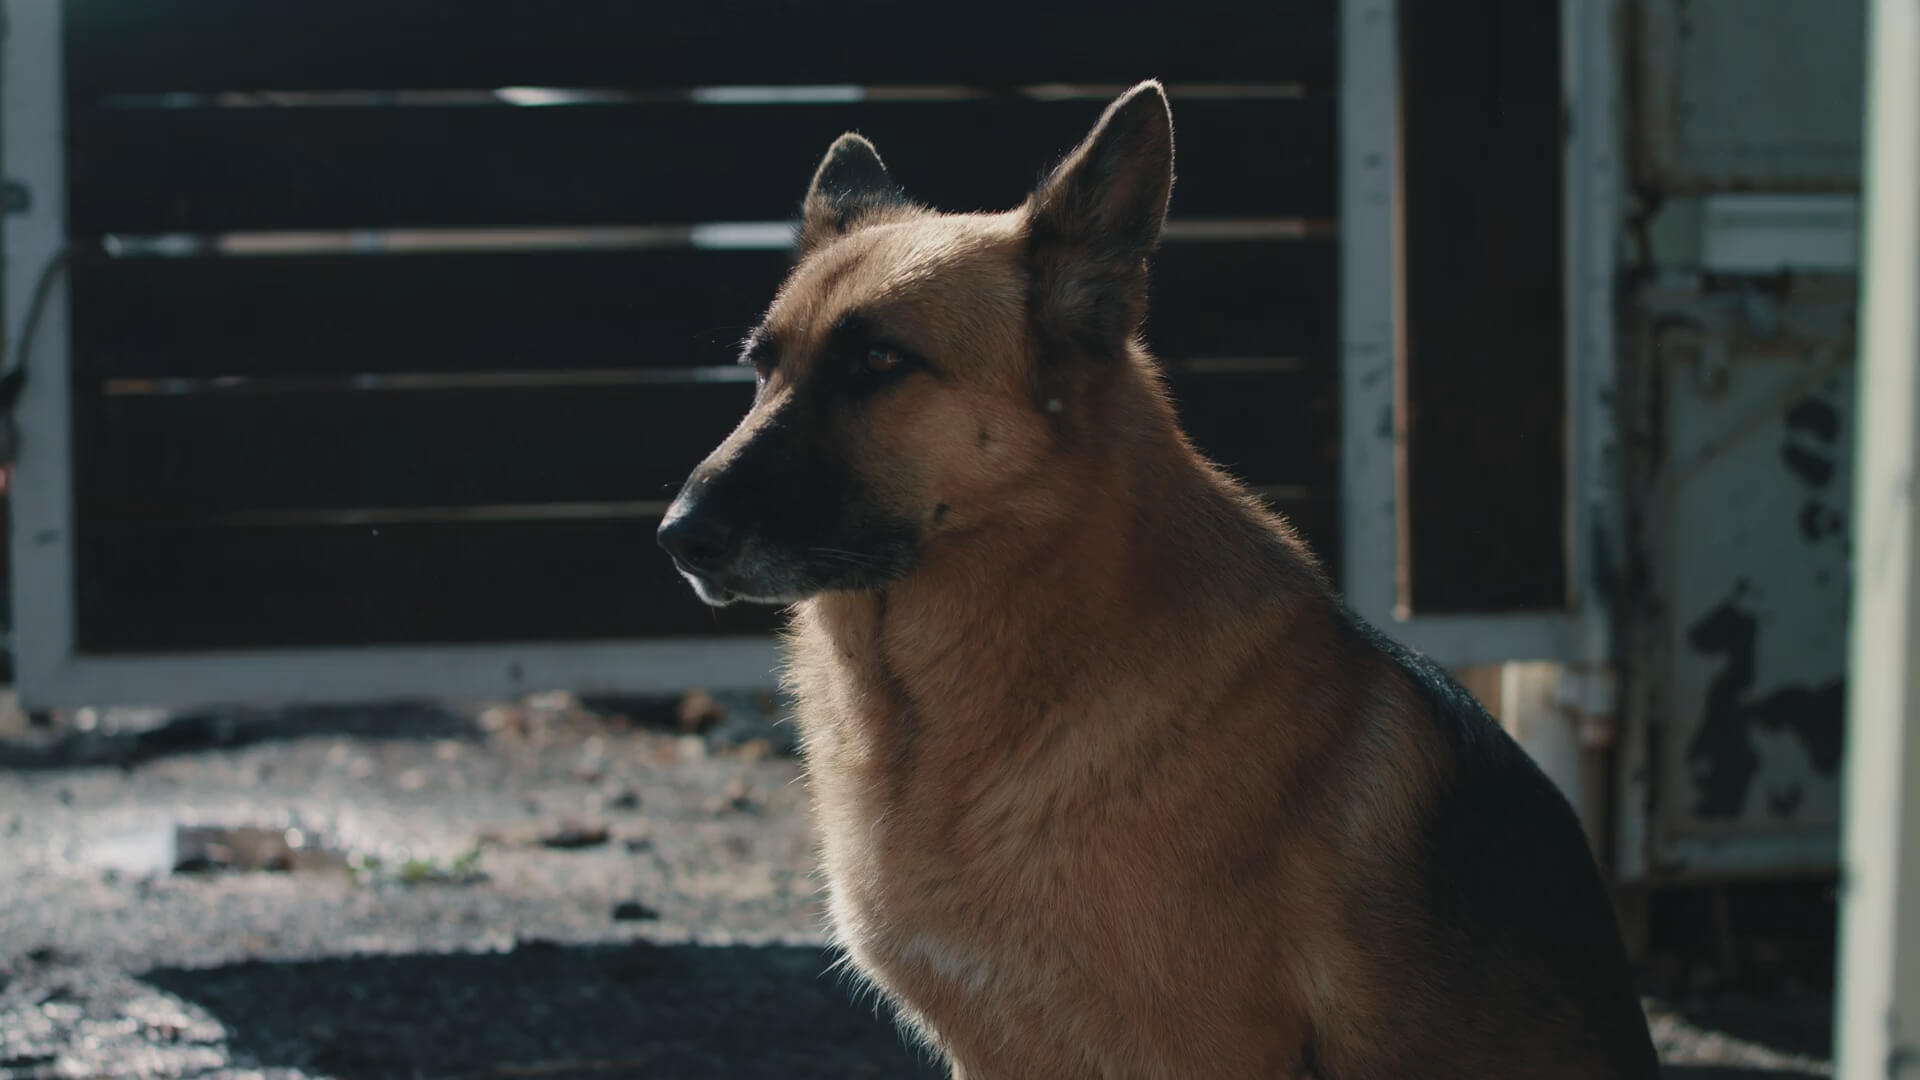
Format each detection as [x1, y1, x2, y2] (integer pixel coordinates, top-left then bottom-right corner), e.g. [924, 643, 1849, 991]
[1026, 80, 1174, 354]
[799, 133, 913, 255]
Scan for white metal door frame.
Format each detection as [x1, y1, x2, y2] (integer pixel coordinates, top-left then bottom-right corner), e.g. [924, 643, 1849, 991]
[1337, 0, 1621, 672]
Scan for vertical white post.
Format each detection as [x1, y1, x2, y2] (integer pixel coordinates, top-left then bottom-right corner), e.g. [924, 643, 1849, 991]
[1339, 0, 1400, 625]
[1563, 0, 1624, 701]
[2, 0, 76, 701]
[1559, 0, 1628, 872]
[1835, 1, 1920, 1076]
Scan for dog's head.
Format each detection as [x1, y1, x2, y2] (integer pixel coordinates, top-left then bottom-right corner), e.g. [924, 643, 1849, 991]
[658, 80, 1174, 606]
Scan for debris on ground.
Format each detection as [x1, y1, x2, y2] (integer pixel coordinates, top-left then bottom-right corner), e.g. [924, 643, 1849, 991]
[676, 690, 727, 735]
[706, 778, 756, 816]
[350, 846, 488, 888]
[77, 821, 349, 878]
[0, 696, 1828, 1079]
[174, 825, 348, 875]
[612, 900, 660, 922]
[477, 819, 619, 852]
[536, 820, 611, 850]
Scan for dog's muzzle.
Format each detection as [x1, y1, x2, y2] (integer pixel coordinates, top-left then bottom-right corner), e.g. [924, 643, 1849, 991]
[656, 498, 746, 604]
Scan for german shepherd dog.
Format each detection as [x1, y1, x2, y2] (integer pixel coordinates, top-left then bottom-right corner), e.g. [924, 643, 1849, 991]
[659, 81, 1660, 1079]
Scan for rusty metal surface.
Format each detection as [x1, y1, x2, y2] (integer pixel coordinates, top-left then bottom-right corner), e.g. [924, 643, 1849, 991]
[1630, 0, 1865, 193]
[1622, 274, 1855, 879]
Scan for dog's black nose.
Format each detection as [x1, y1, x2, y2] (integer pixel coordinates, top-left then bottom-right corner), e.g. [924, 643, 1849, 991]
[657, 510, 738, 574]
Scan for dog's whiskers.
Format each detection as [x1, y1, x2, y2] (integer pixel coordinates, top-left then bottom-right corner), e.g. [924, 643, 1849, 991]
[807, 546, 887, 569]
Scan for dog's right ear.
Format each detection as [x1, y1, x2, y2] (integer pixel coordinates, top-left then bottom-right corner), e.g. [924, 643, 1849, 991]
[799, 133, 913, 255]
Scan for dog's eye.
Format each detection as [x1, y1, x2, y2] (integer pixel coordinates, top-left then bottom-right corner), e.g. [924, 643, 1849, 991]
[741, 337, 777, 384]
[864, 345, 906, 374]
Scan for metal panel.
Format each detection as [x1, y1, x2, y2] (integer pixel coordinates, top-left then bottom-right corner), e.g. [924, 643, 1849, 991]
[1632, 0, 1867, 191]
[1630, 276, 1856, 878]
[1615, 0, 1871, 883]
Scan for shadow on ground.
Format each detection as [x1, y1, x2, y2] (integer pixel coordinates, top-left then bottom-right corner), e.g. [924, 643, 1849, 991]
[134, 941, 1828, 1080]
[141, 939, 943, 1080]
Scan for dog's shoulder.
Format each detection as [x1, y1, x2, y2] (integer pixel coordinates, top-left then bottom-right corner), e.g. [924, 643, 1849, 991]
[1339, 607, 1612, 938]
[1334, 609, 1662, 1075]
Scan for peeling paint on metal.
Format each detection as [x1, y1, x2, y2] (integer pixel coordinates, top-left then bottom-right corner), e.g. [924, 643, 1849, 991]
[1783, 443, 1837, 487]
[1787, 395, 1842, 440]
[1683, 579, 1846, 819]
[1800, 503, 1847, 542]
[1634, 276, 1857, 876]
[1783, 396, 1843, 491]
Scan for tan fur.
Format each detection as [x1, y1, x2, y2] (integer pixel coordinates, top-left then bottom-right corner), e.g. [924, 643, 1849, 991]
[667, 83, 1656, 1079]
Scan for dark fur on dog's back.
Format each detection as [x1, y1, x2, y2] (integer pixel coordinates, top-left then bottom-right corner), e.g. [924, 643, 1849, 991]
[1349, 615, 1661, 1074]
[659, 80, 1661, 1078]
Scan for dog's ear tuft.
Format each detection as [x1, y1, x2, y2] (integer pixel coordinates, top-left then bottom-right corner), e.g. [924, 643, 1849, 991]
[800, 133, 913, 254]
[1025, 80, 1174, 353]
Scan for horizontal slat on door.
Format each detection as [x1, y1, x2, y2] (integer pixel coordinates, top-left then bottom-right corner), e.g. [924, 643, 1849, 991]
[75, 491, 1337, 653]
[75, 517, 783, 652]
[69, 97, 1335, 234]
[82, 382, 751, 517]
[72, 240, 1336, 377]
[81, 369, 1330, 517]
[65, 1, 1336, 96]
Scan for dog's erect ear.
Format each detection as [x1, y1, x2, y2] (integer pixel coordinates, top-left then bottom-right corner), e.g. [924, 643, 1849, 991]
[1026, 80, 1174, 354]
[799, 133, 913, 255]
[1031, 81, 1174, 255]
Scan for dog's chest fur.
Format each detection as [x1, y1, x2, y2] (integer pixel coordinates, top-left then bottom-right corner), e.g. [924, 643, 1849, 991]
[785, 597, 1323, 1077]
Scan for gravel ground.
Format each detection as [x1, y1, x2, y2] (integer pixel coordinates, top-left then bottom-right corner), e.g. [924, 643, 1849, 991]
[0, 694, 1832, 1079]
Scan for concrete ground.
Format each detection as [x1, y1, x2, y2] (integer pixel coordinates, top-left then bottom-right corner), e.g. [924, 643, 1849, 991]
[0, 695, 1833, 1079]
